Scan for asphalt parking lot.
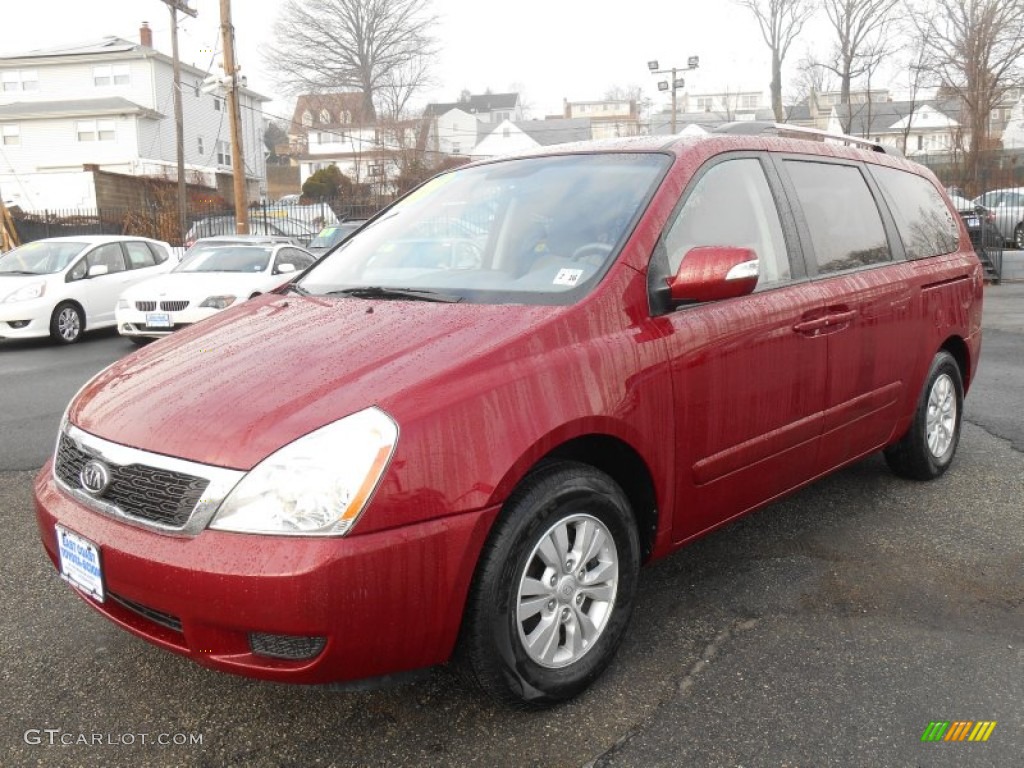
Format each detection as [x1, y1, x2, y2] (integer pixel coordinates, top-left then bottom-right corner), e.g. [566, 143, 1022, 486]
[1, 283, 1022, 767]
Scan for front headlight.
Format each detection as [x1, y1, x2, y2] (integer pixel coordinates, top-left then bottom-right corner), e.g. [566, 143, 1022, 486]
[199, 295, 237, 309]
[209, 406, 398, 536]
[3, 281, 46, 303]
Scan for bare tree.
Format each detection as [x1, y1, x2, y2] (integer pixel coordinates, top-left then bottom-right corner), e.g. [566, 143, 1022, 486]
[908, 0, 1024, 188]
[736, 0, 818, 121]
[266, 0, 438, 122]
[820, 0, 900, 115]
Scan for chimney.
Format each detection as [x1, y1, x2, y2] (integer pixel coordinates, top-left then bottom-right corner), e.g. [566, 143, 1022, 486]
[140, 22, 153, 48]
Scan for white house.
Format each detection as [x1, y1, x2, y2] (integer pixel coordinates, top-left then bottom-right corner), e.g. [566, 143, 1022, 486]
[472, 118, 592, 159]
[563, 99, 639, 140]
[423, 92, 522, 160]
[827, 100, 963, 156]
[0, 25, 268, 210]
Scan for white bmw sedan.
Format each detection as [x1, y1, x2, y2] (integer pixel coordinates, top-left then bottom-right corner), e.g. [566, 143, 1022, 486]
[0, 236, 174, 344]
[116, 242, 315, 343]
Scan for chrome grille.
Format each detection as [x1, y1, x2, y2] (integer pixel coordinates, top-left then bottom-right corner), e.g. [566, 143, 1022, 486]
[160, 300, 189, 312]
[56, 433, 209, 528]
[135, 301, 157, 311]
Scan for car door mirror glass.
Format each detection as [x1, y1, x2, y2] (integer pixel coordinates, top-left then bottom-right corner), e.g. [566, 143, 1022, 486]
[667, 246, 759, 303]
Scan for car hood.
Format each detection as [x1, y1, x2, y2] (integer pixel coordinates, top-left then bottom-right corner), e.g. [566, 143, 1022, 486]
[70, 294, 561, 469]
[0, 273, 56, 294]
[120, 271, 279, 300]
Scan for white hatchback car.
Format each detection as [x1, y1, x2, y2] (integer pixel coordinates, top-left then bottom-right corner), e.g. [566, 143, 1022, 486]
[0, 235, 174, 344]
[116, 242, 315, 342]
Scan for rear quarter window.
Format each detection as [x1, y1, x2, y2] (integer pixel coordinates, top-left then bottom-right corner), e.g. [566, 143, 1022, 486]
[870, 165, 960, 259]
[784, 160, 891, 274]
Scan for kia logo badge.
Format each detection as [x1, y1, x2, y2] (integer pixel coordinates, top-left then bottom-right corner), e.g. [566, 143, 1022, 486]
[80, 459, 111, 495]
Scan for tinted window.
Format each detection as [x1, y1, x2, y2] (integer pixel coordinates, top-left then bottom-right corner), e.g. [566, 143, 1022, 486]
[86, 243, 126, 273]
[276, 248, 313, 272]
[124, 241, 157, 269]
[663, 158, 791, 287]
[871, 166, 959, 260]
[785, 161, 890, 274]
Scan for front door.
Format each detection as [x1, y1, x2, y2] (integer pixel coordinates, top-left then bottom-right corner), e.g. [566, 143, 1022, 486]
[653, 155, 829, 544]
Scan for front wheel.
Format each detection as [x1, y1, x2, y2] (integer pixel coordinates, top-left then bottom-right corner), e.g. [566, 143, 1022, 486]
[884, 350, 964, 480]
[49, 303, 83, 344]
[456, 462, 640, 707]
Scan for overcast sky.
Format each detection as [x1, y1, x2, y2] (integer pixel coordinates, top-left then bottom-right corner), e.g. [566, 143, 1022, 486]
[1, 0, 910, 123]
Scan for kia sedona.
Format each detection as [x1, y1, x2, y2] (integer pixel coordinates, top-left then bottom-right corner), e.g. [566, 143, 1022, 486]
[36, 124, 983, 706]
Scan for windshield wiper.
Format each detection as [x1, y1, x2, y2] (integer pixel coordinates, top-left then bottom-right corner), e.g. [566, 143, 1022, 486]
[325, 286, 463, 303]
[286, 282, 308, 296]
[0, 270, 41, 275]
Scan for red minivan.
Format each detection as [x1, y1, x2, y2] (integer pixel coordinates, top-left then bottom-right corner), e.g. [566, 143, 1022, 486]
[35, 125, 983, 706]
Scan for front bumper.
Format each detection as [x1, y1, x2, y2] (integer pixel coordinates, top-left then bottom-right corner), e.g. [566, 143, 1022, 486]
[116, 305, 224, 338]
[0, 300, 50, 339]
[35, 463, 497, 684]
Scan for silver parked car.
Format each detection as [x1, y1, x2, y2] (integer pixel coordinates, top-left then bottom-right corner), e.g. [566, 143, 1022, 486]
[972, 187, 1024, 249]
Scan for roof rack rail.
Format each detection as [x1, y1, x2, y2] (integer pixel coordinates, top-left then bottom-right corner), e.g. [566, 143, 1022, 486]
[711, 121, 896, 155]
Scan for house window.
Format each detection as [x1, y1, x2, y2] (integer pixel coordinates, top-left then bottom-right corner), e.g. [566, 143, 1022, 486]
[301, 110, 313, 127]
[368, 162, 383, 176]
[917, 135, 923, 151]
[197, 136, 204, 155]
[696, 97, 713, 111]
[213, 96, 226, 112]
[93, 64, 130, 87]
[340, 110, 351, 123]
[451, 143, 461, 155]
[1, 125, 18, 146]
[319, 108, 330, 123]
[740, 93, 759, 109]
[2, 69, 38, 92]
[76, 119, 115, 142]
[502, 127, 510, 138]
[217, 140, 231, 165]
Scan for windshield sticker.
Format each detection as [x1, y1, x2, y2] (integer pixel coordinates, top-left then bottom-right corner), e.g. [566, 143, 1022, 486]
[553, 268, 584, 287]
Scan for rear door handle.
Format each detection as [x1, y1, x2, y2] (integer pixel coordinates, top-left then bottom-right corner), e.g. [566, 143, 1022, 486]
[793, 317, 829, 334]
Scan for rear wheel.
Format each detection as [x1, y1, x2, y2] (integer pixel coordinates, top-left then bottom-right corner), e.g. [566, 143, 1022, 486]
[1014, 223, 1023, 250]
[884, 350, 963, 480]
[49, 303, 83, 344]
[456, 462, 640, 707]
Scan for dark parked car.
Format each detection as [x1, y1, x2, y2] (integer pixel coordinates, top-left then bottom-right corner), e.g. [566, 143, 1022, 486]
[184, 216, 315, 248]
[37, 124, 982, 707]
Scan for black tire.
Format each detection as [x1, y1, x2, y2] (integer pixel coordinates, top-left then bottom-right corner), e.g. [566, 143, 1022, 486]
[884, 350, 964, 480]
[455, 461, 640, 708]
[1014, 224, 1023, 251]
[49, 302, 84, 344]
[128, 336, 152, 347]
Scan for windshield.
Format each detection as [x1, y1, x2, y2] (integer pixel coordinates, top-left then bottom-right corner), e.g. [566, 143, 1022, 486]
[298, 153, 670, 304]
[174, 245, 272, 273]
[0, 240, 86, 275]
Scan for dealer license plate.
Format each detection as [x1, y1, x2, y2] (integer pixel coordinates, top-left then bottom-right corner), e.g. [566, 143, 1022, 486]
[145, 312, 172, 328]
[56, 525, 104, 602]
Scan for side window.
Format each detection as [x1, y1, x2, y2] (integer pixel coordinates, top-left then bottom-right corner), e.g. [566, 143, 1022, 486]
[871, 166, 959, 260]
[663, 158, 791, 288]
[275, 248, 311, 273]
[146, 242, 169, 264]
[784, 161, 890, 274]
[124, 242, 157, 269]
[85, 243, 126, 274]
[67, 259, 87, 281]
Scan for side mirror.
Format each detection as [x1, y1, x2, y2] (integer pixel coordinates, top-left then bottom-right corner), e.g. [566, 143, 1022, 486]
[276, 262, 296, 274]
[666, 246, 759, 303]
[87, 264, 109, 278]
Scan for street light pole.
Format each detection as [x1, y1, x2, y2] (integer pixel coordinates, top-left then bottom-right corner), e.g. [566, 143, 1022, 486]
[159, 1, 197, 246]
[648, 57, 700, 135]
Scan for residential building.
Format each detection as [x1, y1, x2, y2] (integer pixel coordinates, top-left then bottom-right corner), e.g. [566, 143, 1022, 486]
[563, 98, 639, 139]
[472, 118, 591, 159]
[681, 91, 765, 120]
[0, 25, 268, 210]
[827, 100, 963, 156]
[423, 92, 523, 159]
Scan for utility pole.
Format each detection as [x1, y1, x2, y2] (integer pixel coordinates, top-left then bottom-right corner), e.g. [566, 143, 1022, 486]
[647, 57, 700, 135]
[220, 0, 249, 233]
[159, 1, 197, 246]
